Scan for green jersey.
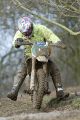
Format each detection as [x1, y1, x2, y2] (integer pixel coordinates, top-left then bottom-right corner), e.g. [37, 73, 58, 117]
[13, 24, 61, 57]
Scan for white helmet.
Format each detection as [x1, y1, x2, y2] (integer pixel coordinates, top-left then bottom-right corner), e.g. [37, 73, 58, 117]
[18, 16, 33, 36]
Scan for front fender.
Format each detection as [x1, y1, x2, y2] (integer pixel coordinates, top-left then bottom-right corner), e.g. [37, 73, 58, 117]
[36, 56, 48, 62]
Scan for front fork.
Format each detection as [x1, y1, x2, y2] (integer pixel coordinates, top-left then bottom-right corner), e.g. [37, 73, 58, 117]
[30, 56, 36, 91]
[30, 56, 48, 92]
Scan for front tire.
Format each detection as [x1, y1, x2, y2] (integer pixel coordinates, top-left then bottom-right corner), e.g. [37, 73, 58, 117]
[33, 68, 45, 109]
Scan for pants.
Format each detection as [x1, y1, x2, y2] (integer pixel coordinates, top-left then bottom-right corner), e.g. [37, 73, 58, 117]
[13, 58, 31, 90]
[48, 60, 62, 91]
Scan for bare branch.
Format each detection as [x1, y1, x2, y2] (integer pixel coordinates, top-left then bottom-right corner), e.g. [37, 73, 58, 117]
[0, 48, 22, 64]
[12, 0, 80, 35]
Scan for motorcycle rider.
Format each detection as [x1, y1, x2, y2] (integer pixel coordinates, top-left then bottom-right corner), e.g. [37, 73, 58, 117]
[7, 16, 69, 101]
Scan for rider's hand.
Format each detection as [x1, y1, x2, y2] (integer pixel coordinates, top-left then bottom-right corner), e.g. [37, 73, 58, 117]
[15, 44, 20, 48]
[15, 38, 23, 48]
[55, 41, 67, 49]
[61, 43, 67, 49]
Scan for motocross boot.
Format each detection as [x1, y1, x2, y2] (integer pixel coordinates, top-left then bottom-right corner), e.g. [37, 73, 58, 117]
[7, 79, 24, 101]
[7, 60, 27, 101]
[56, 84, 69, 100]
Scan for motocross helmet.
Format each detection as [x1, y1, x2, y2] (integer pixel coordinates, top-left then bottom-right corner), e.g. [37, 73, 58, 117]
[18, 17, 33, 37]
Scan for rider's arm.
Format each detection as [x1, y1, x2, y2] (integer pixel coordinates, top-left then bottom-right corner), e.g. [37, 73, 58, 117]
[38, 25, 61, 43]
[13, 30, 24, 48]
[39, 25, 66, 48]
[46, 29, 61, 44]
[46, 29, 66, 48]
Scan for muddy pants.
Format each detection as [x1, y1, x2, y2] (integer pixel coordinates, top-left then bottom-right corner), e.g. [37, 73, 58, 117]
[48, 60, 63, 92]
[13, 58, 31, 89]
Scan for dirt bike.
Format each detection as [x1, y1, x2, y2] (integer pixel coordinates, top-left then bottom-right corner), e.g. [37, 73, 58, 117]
[17, 39, 66, 109]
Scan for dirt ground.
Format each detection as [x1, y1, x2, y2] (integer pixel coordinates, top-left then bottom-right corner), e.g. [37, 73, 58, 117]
[0, 87, 80, 120]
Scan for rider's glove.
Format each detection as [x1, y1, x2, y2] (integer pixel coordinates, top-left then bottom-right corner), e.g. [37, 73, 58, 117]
[55, 41, 67, 49]
[15, 38, 23, 48]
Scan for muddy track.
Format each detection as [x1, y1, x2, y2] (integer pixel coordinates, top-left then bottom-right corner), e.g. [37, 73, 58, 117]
[0, 90, 80, 120]
[1, 110, 80, 120]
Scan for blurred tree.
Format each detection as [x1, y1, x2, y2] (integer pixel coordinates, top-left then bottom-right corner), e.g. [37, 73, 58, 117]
[12, 0, 80, 35]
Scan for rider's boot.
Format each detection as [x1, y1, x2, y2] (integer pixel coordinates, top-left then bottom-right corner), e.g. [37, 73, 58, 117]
[7, 79, 24, 101]
[56, 84, 69, 100]
[7, 61, 27, 101]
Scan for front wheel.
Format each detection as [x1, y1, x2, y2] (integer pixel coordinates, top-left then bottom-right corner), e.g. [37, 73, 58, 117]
[32, 68, 46, 109]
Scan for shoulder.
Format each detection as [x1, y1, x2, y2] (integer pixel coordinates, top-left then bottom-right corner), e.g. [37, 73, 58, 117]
[34, 24, 47, 29]
[34, 24, 49, 33]
[14, 30, 23, 39]
[15, 30, 22, 35]
[15, 30, 23, 37]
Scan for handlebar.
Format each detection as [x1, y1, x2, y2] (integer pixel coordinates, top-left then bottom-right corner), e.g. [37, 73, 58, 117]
[16, 39, 66, 49]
